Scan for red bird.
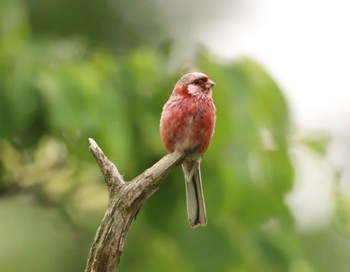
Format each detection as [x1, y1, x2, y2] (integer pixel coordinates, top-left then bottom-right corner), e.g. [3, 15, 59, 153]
[160, 72, 216, 227]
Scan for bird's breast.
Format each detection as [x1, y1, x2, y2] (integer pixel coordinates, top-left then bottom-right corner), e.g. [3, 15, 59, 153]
[160, 95, 216, 155]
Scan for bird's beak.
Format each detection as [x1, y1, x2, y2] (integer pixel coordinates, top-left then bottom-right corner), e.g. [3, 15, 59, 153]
[205, 80, 215, 89]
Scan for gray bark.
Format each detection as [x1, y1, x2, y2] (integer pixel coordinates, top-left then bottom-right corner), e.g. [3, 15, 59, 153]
[85, 138, 186, 272]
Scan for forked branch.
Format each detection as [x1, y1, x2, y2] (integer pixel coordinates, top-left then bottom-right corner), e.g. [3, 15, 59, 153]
[85, 138, 186, 272]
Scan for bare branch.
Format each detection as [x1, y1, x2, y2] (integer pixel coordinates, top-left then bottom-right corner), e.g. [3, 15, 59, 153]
[88, 138, 125, 189]
[85, 139, 186, 272]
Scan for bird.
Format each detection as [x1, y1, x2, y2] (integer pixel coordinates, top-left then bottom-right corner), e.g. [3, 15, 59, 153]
[160, 72, 216, 227]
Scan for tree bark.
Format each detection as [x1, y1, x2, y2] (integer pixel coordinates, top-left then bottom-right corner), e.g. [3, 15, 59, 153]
[84, 138, 186, 272]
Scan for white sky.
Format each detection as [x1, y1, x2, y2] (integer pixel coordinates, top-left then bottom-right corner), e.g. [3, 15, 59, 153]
[205, 0, 350, 132]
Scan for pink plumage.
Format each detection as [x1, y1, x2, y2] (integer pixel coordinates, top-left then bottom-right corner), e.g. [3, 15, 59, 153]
[160, 72, 216, 227]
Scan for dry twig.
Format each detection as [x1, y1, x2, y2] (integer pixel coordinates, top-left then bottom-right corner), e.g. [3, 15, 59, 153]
[85, 138, 186, 272]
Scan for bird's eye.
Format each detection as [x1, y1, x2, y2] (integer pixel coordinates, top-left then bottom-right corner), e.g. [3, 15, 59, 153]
[193, 79, 203, 85]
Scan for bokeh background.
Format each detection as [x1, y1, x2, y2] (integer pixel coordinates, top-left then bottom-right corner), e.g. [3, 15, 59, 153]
[1, 0, 350, 271]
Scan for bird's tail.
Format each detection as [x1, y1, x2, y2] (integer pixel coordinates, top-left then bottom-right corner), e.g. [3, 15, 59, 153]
[182, 161, 207, 227]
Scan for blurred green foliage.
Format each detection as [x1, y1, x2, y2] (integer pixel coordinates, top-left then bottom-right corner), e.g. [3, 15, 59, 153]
[1, 0, 350, 271]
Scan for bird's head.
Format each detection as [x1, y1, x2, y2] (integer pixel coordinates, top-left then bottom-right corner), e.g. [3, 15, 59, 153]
[173, 72, 215, 97]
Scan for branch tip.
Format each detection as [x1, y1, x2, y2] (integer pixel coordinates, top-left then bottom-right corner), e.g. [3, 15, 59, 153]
[89, 138, 98, 149]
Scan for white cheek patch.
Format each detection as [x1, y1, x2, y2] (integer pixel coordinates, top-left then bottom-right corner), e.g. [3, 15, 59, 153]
[187, 84, 201, 95]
